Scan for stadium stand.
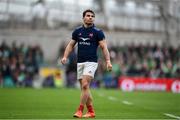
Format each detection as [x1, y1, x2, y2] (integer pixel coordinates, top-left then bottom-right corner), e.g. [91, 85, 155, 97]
[0, 40, 43, 87]
[0, 0, 180, 88]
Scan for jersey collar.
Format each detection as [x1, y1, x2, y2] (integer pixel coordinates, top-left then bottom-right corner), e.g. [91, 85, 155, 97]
[82, 24, 94, 29]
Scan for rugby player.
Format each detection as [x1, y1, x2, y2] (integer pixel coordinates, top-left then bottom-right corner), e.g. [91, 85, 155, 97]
[60, 9, 112, 118]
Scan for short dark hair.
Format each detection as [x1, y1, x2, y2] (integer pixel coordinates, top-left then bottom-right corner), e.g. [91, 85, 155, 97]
[83, 9, 95, 18]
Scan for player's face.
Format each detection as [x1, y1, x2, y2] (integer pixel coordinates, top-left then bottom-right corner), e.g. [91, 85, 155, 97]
[83, 12, 95, 26]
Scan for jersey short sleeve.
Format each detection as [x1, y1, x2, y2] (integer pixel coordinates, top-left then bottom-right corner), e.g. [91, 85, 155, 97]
[72, 30, 78, 41]
[97, 30, 105, 41]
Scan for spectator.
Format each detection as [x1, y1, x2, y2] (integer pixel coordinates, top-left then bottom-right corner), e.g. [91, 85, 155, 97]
[0, 40, 44, 87]
[58, 42, 180, 88]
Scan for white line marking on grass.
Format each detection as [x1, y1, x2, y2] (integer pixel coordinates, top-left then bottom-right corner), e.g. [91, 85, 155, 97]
[98, 93, 105, 97]
[107, 96, 118, 101]
[122, 100, 133, 105]
[164, 113, 180, 119]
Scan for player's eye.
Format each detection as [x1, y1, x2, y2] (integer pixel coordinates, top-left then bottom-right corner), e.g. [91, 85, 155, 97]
[87, 15, 95, 18]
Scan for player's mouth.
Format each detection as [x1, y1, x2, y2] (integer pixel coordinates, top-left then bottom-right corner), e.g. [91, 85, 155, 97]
[88, 20, 93, 23]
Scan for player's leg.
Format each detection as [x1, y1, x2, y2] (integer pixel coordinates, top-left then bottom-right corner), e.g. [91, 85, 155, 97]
[80, 75, 92, 106]
[79, 79, 93, 107]
[73, 63, 84, 118]
[73, 62, 97, 118]
[86, 91, 93, 106]
[82, 62, 98, 118]
[73, 76, 92, 118]
[84, 91, 95, 118]
[81, 77, 95, 118]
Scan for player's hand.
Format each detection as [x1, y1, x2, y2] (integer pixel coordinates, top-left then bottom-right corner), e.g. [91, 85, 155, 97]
[60, 57, 67, 65]
[106, 61, 112, 71]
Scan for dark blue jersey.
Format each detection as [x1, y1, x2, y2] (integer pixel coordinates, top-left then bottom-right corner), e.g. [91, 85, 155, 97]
[72, 25, 105, 63]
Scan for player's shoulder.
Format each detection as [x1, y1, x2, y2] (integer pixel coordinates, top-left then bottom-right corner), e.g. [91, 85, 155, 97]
[74, 25, 83, 31]
[93, 26, 104, 36]
[93, 26, 103, 32]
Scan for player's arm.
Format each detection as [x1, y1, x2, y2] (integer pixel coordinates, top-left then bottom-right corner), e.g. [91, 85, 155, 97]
[99, 40, 112, 71]
[60, 40, 76, 65]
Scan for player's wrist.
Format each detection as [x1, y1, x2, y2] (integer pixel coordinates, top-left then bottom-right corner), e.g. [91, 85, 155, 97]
[106, 60, 111, 63]
[62, 56, 67, 59]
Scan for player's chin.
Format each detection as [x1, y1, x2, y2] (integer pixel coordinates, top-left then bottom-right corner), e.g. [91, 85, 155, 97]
[85, 21, 93, 24]
[86, 22, 93, 26]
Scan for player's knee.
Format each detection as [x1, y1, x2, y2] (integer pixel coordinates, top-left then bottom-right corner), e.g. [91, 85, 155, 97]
[82, 82, 89, 90]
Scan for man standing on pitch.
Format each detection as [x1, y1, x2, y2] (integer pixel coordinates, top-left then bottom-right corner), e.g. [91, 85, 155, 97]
[60, 9, 112, 118]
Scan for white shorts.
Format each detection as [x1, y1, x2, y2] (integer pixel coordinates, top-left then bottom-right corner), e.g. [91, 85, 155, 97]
[77, 62, 98, 80]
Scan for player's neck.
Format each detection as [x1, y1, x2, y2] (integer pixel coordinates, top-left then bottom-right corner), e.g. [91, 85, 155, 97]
[84, 23, 94, 28]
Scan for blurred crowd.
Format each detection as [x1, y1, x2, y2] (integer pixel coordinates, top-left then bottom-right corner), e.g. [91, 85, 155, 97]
[59, 43, 180, 88]
[1, 41, 179, 88]
[0, 41, 44, 87]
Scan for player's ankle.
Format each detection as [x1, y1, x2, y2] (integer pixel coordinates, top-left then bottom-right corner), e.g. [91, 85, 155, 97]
[78, 104, 84, 111]
[87, 104, 94, 113]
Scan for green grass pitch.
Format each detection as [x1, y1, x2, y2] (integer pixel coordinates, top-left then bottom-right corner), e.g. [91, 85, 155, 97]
[0, 88, 179, 119]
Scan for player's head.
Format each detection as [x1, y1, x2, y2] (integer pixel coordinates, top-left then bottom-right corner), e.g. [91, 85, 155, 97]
[82, 9, 95, 26]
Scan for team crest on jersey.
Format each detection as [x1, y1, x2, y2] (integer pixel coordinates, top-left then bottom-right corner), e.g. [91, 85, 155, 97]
[89, 33, 93, 37]
[78, 33, 82, 36]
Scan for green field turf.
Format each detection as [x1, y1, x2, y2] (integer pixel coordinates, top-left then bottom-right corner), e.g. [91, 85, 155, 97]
[0, 88, 179, 119]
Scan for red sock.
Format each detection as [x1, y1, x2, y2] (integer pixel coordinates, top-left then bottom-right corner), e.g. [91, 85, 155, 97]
[78, 104, 84, 112]
[87, 105, 94, 113]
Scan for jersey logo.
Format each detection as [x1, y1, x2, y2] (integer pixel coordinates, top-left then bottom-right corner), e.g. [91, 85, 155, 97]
[89, 33, 93, 37]
[79, 37, 90, 41]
